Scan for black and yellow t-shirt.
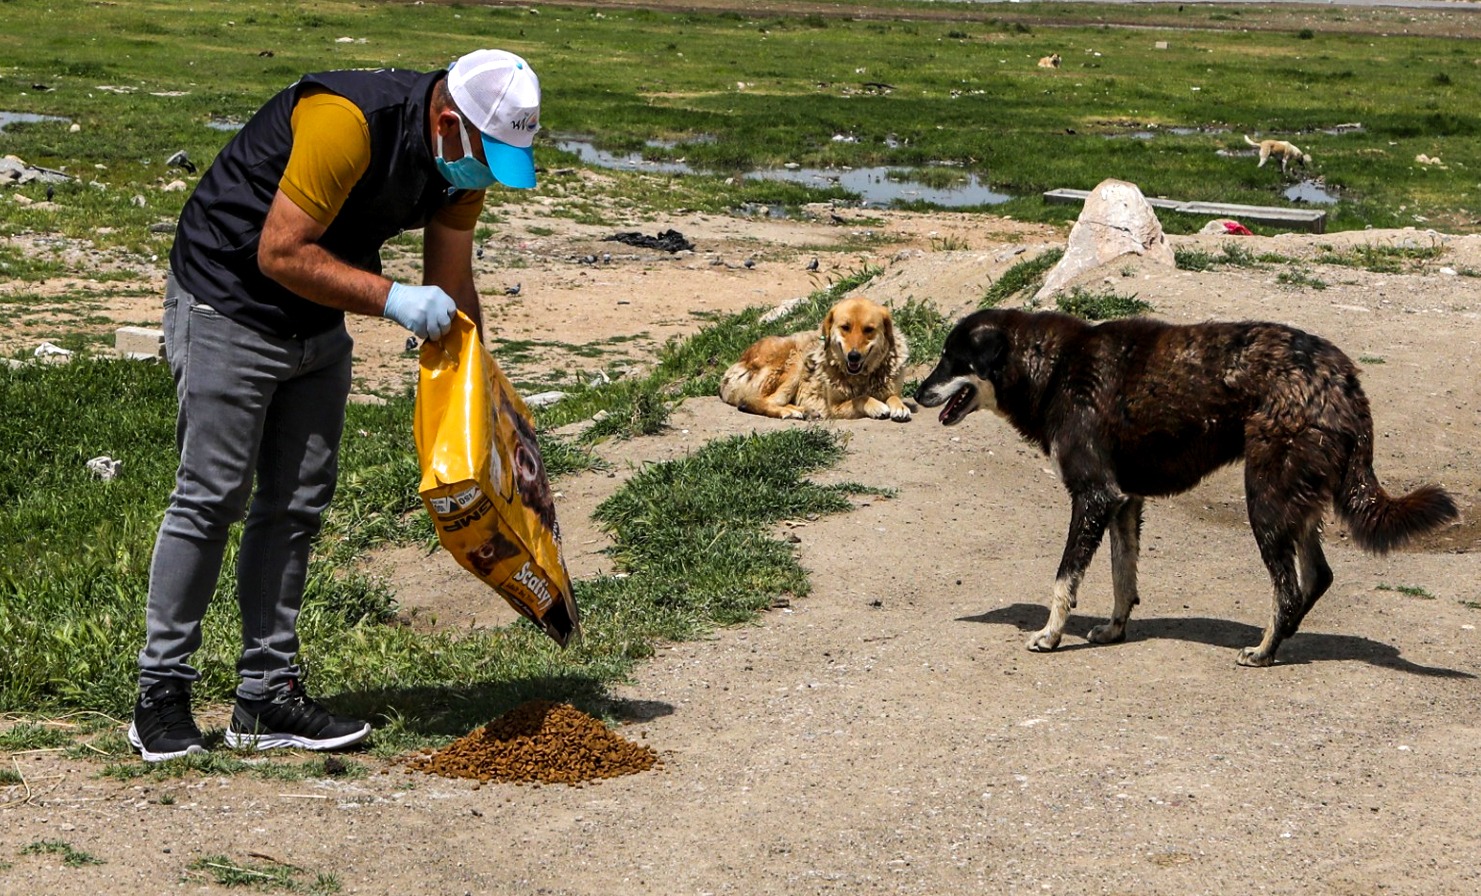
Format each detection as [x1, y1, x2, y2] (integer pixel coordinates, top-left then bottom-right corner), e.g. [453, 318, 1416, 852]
[283, 89, 482, 231]
[171, 68, 483, 338]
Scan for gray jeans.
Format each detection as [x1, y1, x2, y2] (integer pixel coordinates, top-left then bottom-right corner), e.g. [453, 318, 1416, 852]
[138, 275, 352, 701]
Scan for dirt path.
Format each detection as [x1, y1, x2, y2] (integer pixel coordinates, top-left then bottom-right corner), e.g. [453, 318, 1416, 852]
[4, 207, 1481, 894]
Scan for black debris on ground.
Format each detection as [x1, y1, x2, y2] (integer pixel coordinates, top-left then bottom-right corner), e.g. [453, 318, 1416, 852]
[601, 229, 695, 253]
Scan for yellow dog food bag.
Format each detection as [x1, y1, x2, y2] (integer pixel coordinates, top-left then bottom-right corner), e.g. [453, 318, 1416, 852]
[414, 313, 580, 647]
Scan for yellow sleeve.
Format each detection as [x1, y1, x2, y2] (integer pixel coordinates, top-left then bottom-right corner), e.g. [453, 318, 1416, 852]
[281, 90, 371, 227]
[434, 187, 485, 230]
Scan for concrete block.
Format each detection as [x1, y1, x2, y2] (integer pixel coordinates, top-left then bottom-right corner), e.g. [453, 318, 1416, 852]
[116, 326, 164, 359]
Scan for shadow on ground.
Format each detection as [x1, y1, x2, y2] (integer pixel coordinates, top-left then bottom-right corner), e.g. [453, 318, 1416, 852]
[962, 603, 1474, 678]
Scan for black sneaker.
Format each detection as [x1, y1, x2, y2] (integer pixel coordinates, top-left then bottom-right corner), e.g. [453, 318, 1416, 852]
[224, 679, 370, 752]
[128, 679, 207, 763]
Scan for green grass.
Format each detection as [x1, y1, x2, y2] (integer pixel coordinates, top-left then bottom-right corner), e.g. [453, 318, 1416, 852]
[981, 249, 1063, 308]
[1055, 287, 1155, 320]
[1376, 583, 1437, 600]
[1313, 242, 1447, 274]
[21, 840, 103, 868]
[1277, 269, 1328, 290]
[188, 855, 341, 894]
[1, 0, 1479, 272]
[0, 721, 75, 751]
[99, 752, 367, 782]
[1174, 243, 1293, 272]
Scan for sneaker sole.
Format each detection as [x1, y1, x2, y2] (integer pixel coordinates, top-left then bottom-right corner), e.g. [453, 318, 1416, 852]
[127, 721, 207, 763]
[224, 722, 371, 752]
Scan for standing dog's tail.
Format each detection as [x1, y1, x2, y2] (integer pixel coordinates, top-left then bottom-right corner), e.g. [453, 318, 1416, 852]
[1336, 435, 1458, 553]
[1243, 134, 1260, 147]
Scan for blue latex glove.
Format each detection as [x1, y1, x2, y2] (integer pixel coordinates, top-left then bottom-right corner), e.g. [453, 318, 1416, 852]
[383, 282, 457, 341]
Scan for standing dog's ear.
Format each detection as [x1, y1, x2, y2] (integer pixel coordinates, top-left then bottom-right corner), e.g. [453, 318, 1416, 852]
[967, 325, 1007, 380]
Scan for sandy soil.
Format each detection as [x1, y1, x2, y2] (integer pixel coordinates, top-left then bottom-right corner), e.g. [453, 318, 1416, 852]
[4, 193, 1481, 894]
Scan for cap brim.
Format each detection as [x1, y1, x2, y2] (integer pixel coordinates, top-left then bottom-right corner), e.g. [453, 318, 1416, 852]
[480, 133, 536, 189]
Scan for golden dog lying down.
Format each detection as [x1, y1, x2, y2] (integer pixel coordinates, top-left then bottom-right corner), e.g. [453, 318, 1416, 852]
[719, 296, 911, 421]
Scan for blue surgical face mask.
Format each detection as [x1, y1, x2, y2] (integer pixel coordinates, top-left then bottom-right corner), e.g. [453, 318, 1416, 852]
[435, 112, 497, 190]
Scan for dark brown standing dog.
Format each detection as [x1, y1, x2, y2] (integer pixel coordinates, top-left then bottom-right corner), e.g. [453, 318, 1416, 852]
[915, 309, 1458, 666]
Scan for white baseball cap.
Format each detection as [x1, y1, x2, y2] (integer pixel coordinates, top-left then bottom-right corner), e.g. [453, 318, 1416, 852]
[446, 49, 541, 189]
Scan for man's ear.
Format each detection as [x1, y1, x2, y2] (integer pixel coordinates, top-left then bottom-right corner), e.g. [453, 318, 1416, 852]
[434, 108, 461, 136]
[968, 326, 1006, 380]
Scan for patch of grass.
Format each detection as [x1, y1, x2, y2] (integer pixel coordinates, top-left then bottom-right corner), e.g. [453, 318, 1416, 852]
[1314, 243, 1446, 273]
[981, 248, 1063, 308]
[188, 854, 341, 894]
[0, 721, 74, 751]
[101, 750, 367, 782]
[1056, 287, 1154, 320]
[579, 382, 672, 442]
[0, 242, 69, 280]
[1277, 269, 1328, 290]
[929, 234, 970, 252]
[21, 840, 103, 867]
[1174, 243, 1293, 271]
[592, 427, 888, 631]
[890, 166, 969, 191]
[64, 725, 131, 761]
[1376, 583, 1436, 599]
[892, 297, 953, 385]
[1359, 355, 1387, 365]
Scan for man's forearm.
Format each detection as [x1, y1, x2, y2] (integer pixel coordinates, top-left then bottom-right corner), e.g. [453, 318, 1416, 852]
[258, 240, 392, 316]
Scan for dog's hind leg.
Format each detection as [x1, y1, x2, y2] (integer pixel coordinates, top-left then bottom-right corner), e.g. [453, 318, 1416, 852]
[1291, 518, 1333, 633]
[1238, 455, 1323, 666]
[1030, 487, 1120, 652]
[1089, 496, 1144, 644]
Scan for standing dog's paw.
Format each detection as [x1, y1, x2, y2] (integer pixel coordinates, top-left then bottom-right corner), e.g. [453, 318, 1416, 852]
[1026, 629, 1062, 652]
[1236, 647, 1275, 667]
[1087, 622, 1126, 644]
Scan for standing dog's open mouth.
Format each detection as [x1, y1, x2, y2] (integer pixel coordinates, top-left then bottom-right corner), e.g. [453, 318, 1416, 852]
[938, 384, 975, 425]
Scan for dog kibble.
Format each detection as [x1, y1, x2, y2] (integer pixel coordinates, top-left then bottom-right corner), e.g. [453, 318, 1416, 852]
[407, 700, 660, 785]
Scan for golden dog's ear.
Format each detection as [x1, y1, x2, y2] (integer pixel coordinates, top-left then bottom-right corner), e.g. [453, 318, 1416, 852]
[820, 307, 834, 340]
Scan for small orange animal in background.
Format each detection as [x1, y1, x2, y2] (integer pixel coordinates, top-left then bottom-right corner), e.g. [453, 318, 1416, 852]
[1038, 53, 1061, 69]
[719, 296, 911, 421]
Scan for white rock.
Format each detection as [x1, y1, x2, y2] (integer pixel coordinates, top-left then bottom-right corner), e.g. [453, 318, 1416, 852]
[1034, 178, 1175, 303]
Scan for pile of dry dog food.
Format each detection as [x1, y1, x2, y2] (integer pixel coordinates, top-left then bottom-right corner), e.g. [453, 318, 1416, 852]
[407, 700, 660, 785]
